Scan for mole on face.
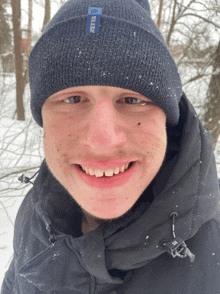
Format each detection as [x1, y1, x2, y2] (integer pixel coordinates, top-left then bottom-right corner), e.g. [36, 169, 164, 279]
[138, 122, 141, 126]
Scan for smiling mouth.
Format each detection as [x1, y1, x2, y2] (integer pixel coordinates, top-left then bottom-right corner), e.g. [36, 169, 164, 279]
[78, 162, 134, 177]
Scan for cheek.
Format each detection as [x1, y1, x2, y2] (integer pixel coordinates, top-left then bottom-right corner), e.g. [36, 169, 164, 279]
[133, 121, 167, 151]
[43, 122, 70, 164]
[43, 117, 83, 173]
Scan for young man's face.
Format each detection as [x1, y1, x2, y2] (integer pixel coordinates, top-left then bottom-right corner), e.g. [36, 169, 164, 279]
[42, 86, 167, 219]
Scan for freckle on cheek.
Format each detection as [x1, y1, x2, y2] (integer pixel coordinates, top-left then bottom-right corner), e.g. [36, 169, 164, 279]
[56, 144, 62, 153]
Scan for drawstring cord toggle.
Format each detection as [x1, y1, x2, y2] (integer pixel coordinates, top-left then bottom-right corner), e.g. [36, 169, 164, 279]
[163, 212, 195, 262]
[18, 170, 39, 185]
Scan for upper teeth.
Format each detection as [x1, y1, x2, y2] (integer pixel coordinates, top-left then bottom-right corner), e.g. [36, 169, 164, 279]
[80, 163, 131, 177]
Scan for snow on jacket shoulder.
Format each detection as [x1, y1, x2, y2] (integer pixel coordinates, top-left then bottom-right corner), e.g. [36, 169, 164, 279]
[2, 93, 220, 294]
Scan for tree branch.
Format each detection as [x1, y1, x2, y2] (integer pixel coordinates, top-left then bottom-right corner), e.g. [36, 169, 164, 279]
[177, 13, 220, 29]
[0, 166, 40, 180]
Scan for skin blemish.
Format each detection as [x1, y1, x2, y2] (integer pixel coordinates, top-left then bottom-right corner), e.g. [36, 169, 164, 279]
[138, 122, 141, 126]
[56, 143, 62, 154]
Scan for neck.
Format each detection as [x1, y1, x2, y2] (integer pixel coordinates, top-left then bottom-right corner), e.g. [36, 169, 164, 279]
[81, 210, 107, 234]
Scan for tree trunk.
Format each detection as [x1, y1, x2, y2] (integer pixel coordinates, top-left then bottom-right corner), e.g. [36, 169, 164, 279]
[157, 0, 164, 28]
[27, 0, 32, 56]
[203, 40, 220, 150]
[166, 0, 177, 47]
[11, 0, 25, 121]
[42, 0, 51, 33]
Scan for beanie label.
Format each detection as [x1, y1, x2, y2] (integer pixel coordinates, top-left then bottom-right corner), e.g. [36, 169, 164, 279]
[86, 7, 102, 34]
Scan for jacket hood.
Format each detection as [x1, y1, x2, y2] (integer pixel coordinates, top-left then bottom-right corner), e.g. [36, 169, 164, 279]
[19, 93, 219, 292]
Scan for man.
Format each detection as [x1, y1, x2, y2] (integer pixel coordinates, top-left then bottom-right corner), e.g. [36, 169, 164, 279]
[2, 0, 220, 293]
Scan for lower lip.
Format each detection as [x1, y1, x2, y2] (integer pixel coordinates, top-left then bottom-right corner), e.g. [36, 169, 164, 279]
[74, 162, 136, 189]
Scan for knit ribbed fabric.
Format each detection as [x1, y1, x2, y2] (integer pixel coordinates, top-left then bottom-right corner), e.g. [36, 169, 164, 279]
[29, 0, 182, 127]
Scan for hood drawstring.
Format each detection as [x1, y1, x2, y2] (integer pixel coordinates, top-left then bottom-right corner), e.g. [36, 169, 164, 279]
[163, 212, 195, 262]
[18, 170, 39, 185]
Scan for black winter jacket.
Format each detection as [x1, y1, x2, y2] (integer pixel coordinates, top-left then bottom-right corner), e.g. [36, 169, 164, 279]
[2, 94, 220, 294]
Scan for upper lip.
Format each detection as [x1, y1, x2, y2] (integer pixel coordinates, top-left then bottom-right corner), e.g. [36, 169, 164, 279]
[75, 160, 136, 170]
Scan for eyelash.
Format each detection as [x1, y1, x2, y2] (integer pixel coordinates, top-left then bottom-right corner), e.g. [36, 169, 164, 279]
[118, 97, 147, 105]
[64, 96, 147, 105]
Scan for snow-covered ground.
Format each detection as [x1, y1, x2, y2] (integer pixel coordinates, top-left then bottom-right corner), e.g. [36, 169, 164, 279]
[0, 74, 44, 288]
[0, 72, 220, 289]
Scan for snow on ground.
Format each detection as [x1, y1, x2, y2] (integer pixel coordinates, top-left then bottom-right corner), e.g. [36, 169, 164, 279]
[0, 116, 43, 287]
[0, 74, 44, 288]
[0, 73, 220, 289]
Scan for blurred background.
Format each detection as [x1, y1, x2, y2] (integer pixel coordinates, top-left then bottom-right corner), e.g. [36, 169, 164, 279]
[0, 0, 220, 287]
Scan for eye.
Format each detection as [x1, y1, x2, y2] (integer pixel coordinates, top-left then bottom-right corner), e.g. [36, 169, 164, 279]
[64, 96, 82, 104]
[118, 97, 147, 105]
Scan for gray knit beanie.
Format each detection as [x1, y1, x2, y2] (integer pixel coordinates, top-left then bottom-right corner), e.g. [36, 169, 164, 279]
[29, 0, 182, 127]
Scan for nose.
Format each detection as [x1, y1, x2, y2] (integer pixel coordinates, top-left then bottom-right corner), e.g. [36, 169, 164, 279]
[80, 100, 127, 152]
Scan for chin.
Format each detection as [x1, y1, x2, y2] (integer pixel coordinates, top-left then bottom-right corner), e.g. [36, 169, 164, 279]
[82, 199, 135, 220]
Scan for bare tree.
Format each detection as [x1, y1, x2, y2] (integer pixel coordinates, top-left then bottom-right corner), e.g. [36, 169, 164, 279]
[27, 0, 33, 56]
[157, 0, 164, 28]
[149, 0, 220, 151]
[203, 40, 220, 150]
[0, 0, 11, 55]
[11, 0, 25, 120]
[42, 0, 51, 33]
